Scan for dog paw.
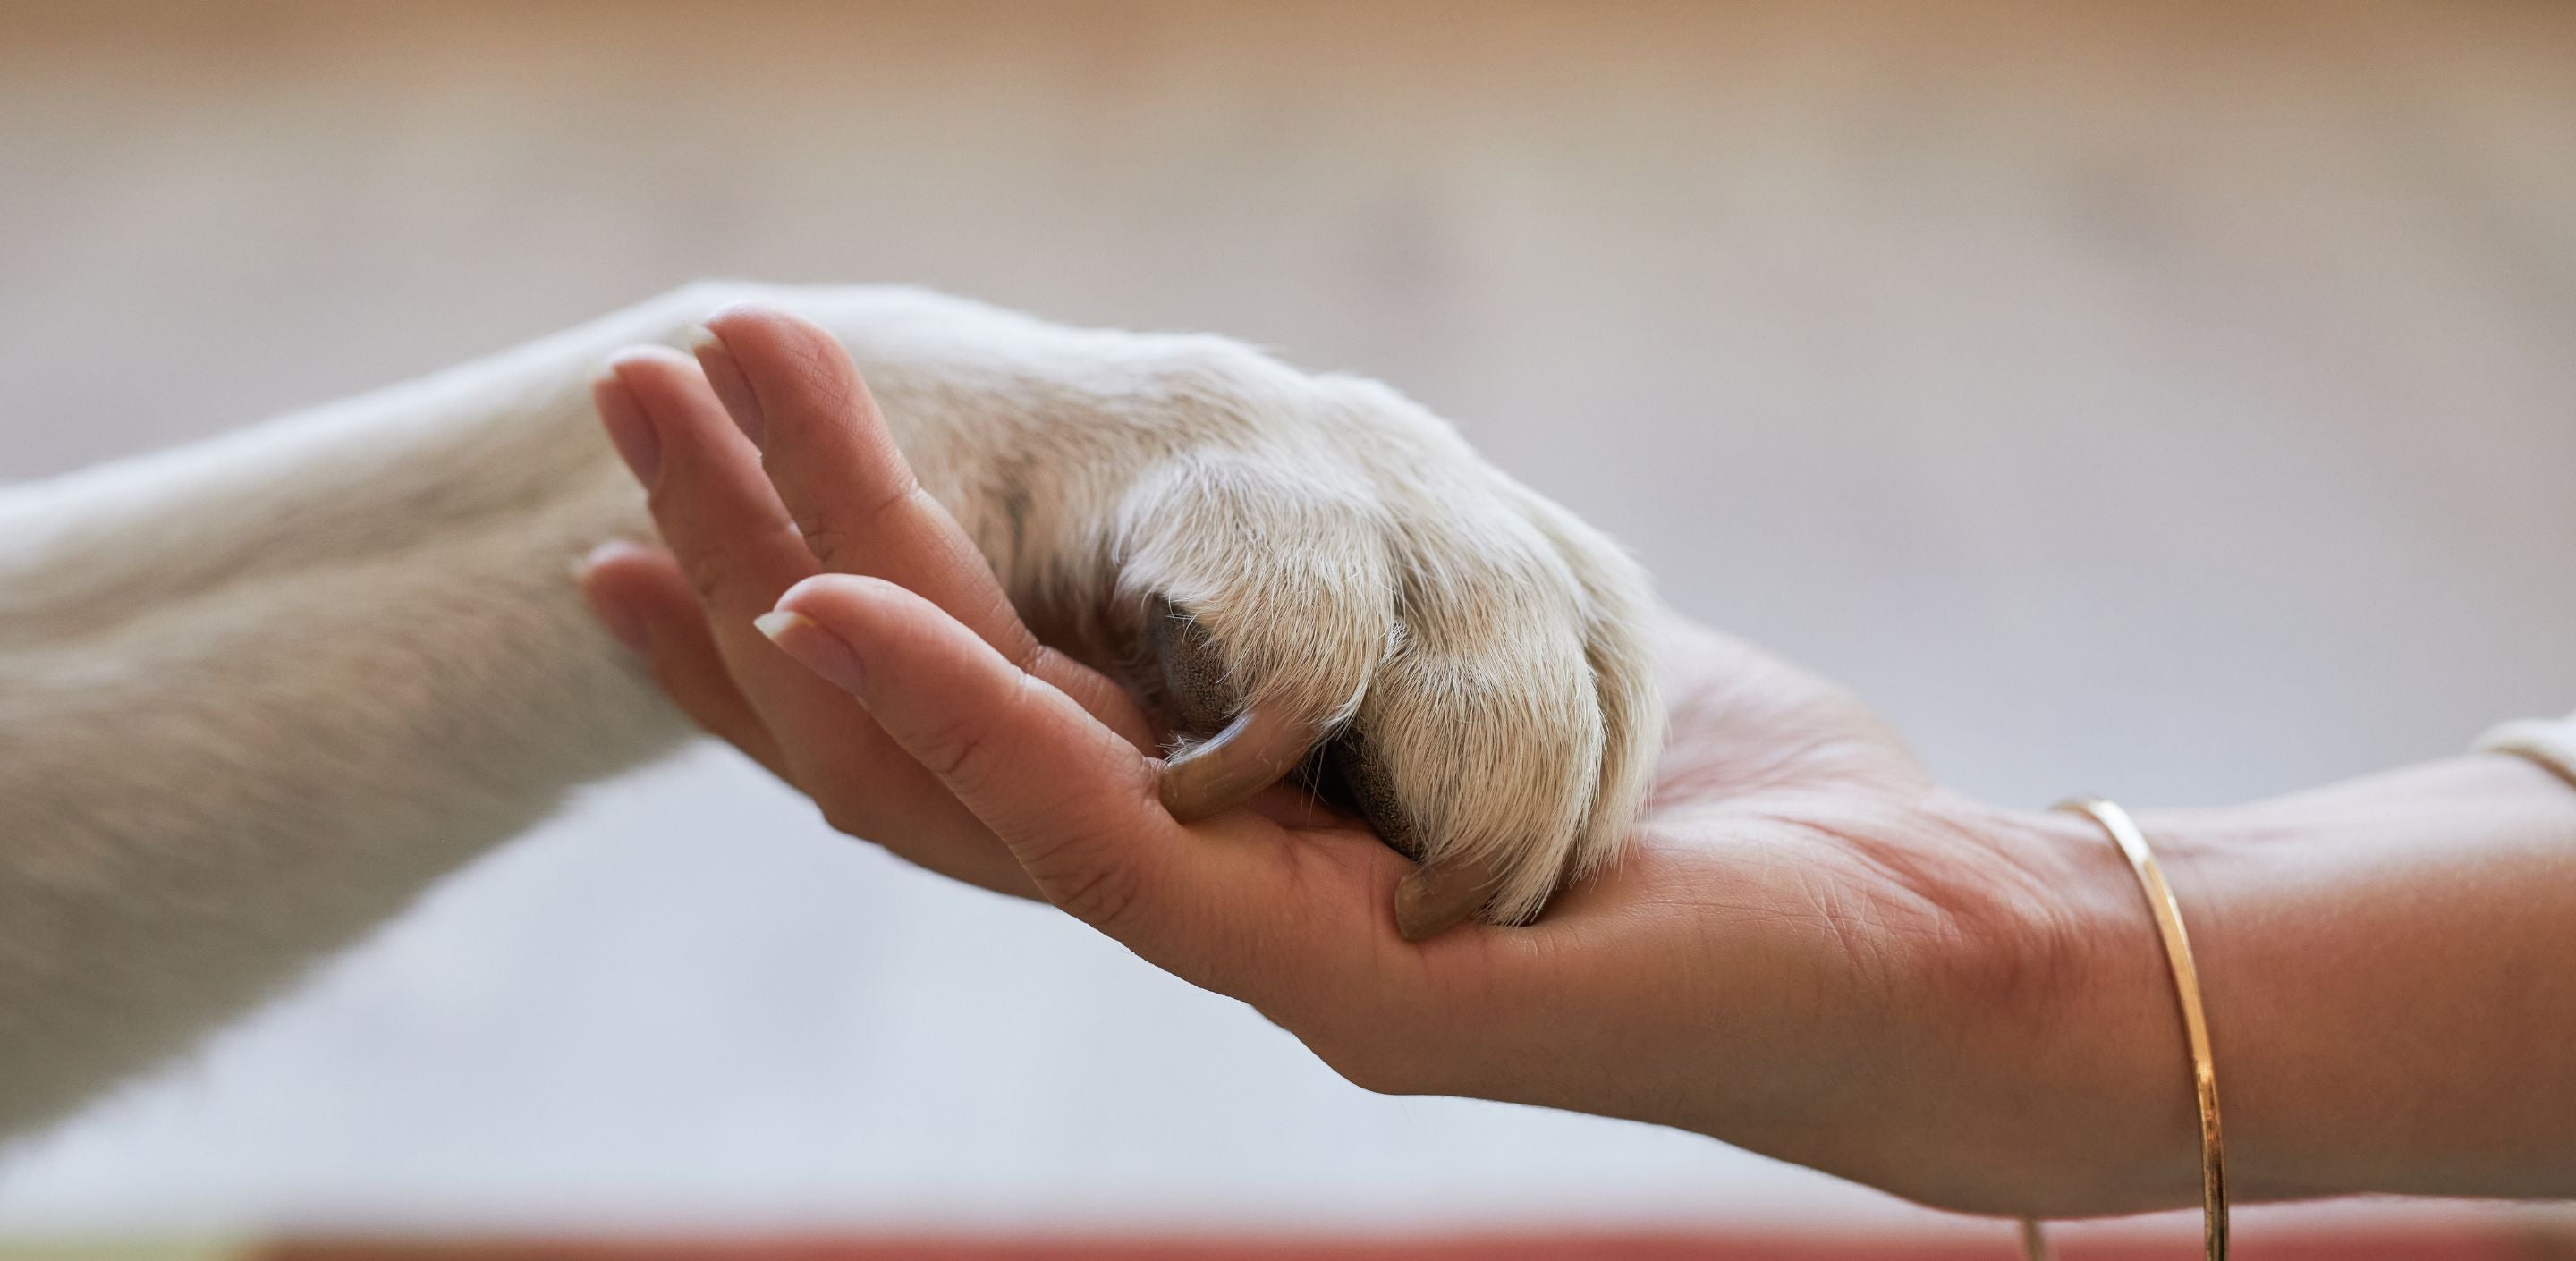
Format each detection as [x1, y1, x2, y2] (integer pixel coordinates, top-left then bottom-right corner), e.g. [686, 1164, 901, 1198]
[1103, 385, 1660, 937]
[741, 286, 1661, 935]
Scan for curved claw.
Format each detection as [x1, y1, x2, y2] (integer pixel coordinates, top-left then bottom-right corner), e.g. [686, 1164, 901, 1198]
[1318, 723, 1503, 938]
[1158, 705, 1319, 821]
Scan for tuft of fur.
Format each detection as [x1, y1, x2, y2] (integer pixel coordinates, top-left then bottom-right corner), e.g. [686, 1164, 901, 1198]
[0, 283, 1659, 1136]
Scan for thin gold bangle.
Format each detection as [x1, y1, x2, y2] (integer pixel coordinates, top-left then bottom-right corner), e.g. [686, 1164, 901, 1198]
[2020, 797, 2228, 1261]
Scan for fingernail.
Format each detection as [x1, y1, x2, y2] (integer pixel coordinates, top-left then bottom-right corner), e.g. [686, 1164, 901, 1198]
[689, 324, 766, 450]
[593, 367, 662, 484]
[756, 609, 865, 695]
[1394, 852, 1506, 942]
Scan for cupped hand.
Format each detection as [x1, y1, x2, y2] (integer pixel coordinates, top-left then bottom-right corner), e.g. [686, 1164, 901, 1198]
[580, 307, 2193, 1218]
[579, 308, 1163, 900]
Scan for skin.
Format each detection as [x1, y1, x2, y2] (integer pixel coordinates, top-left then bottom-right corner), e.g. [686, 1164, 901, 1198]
[580, 305, 2576, 1218]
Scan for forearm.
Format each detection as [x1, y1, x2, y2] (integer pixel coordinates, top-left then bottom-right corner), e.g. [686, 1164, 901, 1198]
[2168, 753, 2576, 1198]
[2061, 753, 2576, 1206]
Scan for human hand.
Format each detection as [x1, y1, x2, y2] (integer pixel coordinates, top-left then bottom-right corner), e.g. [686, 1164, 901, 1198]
[577, 312, 1148, 901]
[579, 304, 2217, 1217]
[580, 294, 1658, 935]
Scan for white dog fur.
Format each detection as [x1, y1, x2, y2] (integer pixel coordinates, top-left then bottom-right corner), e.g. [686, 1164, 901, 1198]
[0, 284, 1658, 1138]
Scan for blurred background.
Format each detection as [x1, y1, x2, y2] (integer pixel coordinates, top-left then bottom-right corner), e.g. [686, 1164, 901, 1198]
[3, 1, 2572, 1257]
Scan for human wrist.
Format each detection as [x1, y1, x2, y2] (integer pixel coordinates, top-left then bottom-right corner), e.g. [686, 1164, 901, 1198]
[1927, 794, 2211, 1215]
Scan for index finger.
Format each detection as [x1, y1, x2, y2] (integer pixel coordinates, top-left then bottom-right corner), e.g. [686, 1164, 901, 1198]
[768, 573, 1414, 1013]
[692, 305, 1038, 668]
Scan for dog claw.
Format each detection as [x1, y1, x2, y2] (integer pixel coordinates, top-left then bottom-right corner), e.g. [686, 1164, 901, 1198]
[1158, 705, 1318, 821]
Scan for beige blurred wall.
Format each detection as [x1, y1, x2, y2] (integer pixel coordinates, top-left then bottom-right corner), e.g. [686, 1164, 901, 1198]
[1, 0, 2572, 1234]
[6, 0, 2572, 804]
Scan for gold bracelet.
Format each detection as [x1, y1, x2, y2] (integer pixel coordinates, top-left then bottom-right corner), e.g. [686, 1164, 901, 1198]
[2019, 798, 2228, 1261]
